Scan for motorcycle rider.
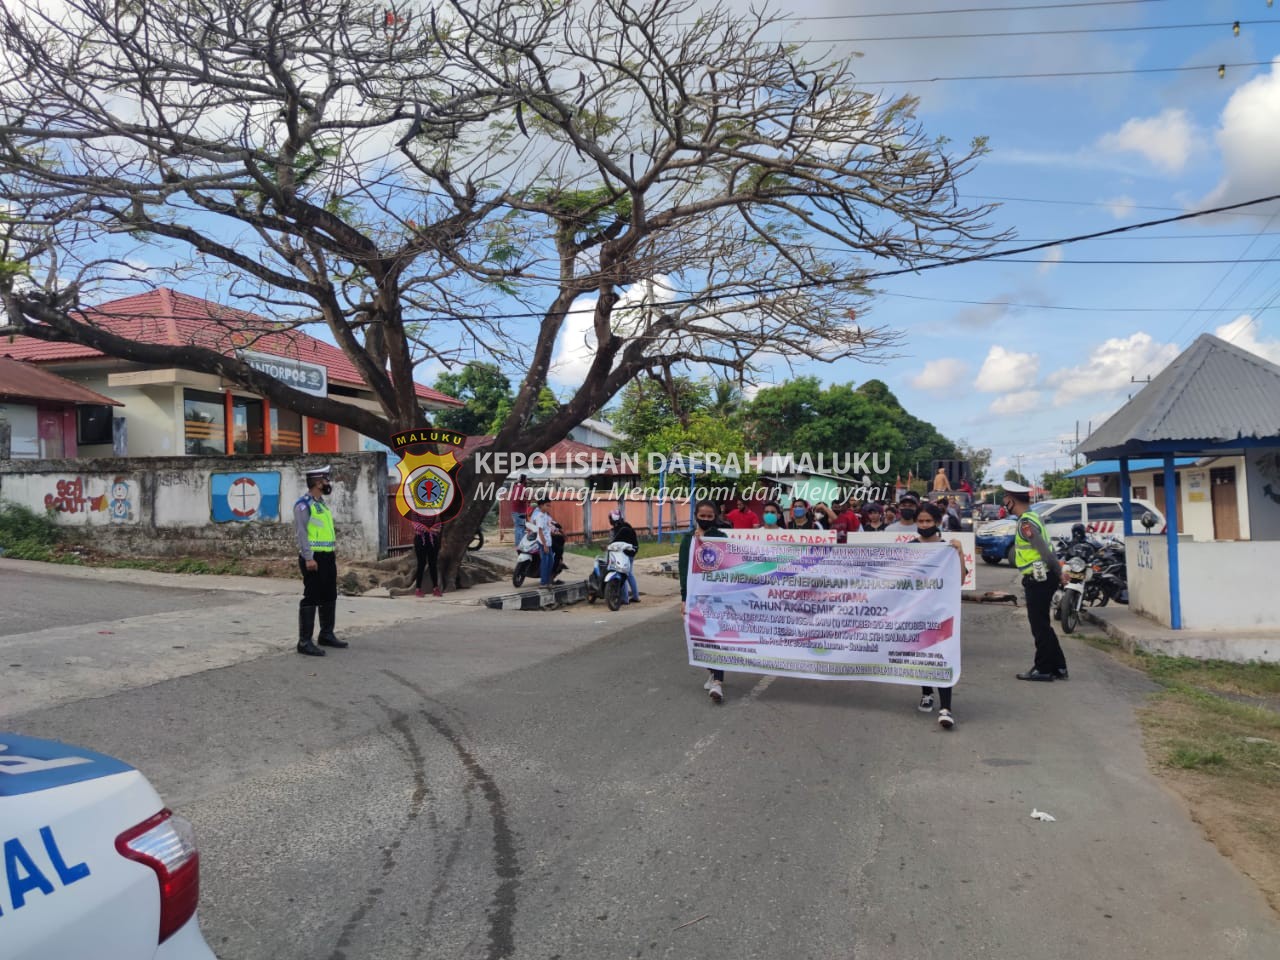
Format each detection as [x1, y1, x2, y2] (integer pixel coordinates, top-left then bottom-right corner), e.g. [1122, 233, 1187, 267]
[1004, 482, 1070, 682]
[609, 509, 641, 604]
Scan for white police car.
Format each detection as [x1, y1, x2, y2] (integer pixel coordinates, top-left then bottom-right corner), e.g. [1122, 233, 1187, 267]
[1, 732, 216, 960]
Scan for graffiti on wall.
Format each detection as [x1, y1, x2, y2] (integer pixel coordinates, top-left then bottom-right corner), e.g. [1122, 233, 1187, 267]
[43, 476, 136, 523]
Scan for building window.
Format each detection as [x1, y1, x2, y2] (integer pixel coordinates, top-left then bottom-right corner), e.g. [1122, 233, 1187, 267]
[271, 406, 303, 453]
[184, 388, 226, 455]
[77, 404, 114, 445]
[232, 396, 265, 454]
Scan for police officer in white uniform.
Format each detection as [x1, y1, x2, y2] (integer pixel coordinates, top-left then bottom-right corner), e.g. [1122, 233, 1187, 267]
[1003, 481, 1068, 681]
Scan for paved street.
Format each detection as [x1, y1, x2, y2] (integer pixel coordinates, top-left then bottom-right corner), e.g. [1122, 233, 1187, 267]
[2, 559, 1278, 959]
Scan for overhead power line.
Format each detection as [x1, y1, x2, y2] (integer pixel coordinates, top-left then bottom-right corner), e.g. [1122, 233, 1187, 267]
[811, 20, 1278, 43]
[879, 292, 1280, 313]
[785, 0, 1172, 22]
[862, 59, 1275, 84]
[456, 192, 1280, 321]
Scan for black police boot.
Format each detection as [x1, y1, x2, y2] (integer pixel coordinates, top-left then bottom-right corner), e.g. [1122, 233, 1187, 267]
[297, 605, 325, 657]
[317, 602, 348, 649]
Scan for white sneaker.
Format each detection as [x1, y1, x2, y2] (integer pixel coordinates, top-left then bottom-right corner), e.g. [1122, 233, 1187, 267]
[703, 674, 716, 691]
[708, 681, 723, 703]
[918, 694, 934, 713]
[938, 709, 955, 729]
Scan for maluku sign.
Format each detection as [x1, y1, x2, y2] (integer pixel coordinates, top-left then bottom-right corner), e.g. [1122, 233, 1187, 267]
[240, 350, 327, 397]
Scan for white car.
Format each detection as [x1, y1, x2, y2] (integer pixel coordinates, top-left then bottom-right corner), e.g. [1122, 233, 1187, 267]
[0, 732, 217, 960]
[1030, 496, 1167, 542]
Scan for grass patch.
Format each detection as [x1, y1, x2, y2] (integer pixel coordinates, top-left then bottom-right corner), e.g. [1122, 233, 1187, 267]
[1091, 639, 1280, 912]
[565, 540, 680, 560]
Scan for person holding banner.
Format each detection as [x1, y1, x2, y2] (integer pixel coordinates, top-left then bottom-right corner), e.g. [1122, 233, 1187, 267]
[913, 503, 968, 728]
[680, 501, 728, 703]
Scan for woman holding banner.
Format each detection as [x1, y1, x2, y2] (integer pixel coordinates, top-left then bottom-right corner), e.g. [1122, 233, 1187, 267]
[680, 501, 728, 703]
[913, 503, 968, 729]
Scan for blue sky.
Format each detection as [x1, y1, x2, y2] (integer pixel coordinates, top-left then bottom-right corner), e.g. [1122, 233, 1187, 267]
[670, 0, 1280, 485]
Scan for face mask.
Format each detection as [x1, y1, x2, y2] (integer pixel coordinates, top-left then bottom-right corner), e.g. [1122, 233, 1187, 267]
[321, 483, 333, 495]
[918, 525, 939, 538]
[763, 512, 779, 525]
[696, 518, 716, 531]
[793, 507, 806, 518]
[900, 508, 917, 522]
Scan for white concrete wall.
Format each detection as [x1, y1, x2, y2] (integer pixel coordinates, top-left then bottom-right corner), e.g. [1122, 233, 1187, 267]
[0, 404, 40, 458]
[1128, 538, 1280, 631]
[1129, 456, 1249, 542]
[0, 469, 144, 525]
[1127, 535, 1171, 626]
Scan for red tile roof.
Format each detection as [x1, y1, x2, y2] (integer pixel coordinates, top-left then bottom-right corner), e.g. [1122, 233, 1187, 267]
[0, 357, 124, 406]
[1, 288, 462, 408]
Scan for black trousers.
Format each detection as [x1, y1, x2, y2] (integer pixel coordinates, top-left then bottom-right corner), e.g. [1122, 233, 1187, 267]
[921, 685, 953, 710]
[1023, 575, 1068, 673]
[299, 551, 337, 607]
[413, 533, 440, 590]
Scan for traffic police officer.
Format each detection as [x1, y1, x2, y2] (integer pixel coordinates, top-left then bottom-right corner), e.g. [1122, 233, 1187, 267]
[295, 465, 348, 657]
[1003, 481, 1069, 681]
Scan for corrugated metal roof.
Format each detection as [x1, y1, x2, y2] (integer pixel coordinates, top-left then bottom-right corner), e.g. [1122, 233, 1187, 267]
[2, 288, 462, 408]
[1065, 458, 1199, 478]
[1077, 334, 1280, 458]
[0, 357, 123, 406]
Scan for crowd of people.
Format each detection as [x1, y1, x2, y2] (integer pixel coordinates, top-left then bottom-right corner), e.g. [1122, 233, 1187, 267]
[712, 490, 968, 540]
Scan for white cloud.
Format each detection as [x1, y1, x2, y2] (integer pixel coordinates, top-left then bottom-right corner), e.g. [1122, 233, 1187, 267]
[975, 345, 1039, 393]
[1097, 108, 1198, 175]
[1047, 332, 1180, 406]
[1104, 196, 1137, 219]
[909, 358, 968, 394]
[548, 276, 676, 386]
[1214, 316, 1280, 364]
[1037, 246, 1064, 275]
[989, 391, 1042, 416]
[1202, 58, 1280, 213]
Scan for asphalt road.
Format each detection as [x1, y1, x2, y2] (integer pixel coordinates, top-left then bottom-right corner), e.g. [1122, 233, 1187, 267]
[4, 561, 1278, 959]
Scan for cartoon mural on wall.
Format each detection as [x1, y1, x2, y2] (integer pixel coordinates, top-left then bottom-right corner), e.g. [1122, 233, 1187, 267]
[42, 475, 138, 523]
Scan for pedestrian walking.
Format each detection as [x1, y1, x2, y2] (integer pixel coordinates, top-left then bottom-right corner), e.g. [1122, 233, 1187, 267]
[530, 495, 557, 586]
[912, 503, 968, 728]
[294, 465, 348, 657]
[680, 501, 728, 702]
[1003, 481, 1070, 682]
[411, 517, 442, 598]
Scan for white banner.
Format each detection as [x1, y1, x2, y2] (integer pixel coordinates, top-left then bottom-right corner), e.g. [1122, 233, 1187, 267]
[854, 532, 976, 591]
[724, 527, 838, 545]
[685, 538, 962, 686]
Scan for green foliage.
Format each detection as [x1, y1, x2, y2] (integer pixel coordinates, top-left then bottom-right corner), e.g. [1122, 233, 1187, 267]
[955, 441, 992, 487]
[1168, 745, 1227, 770]
[488, 386, 561, 433]
[613, 377, 712, 447]
[0, 501, 61, 549]
[741, 377, 956, 482]
[632, 413, 749, 493]
[1004, 469, 1030, 486]
[1041, 469, 1080, 500]
[434, 362, 513, 436]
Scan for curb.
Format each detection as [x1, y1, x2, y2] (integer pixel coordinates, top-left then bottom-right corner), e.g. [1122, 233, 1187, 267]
[483, 579, 591, 611]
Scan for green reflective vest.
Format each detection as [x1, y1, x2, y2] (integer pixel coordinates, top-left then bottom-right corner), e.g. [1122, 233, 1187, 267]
[1013, 510, 1047, 571]
[304, 498, 336, 552]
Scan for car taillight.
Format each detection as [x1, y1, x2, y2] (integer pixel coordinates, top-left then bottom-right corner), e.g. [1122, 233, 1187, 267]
[115, 809, 200, 943]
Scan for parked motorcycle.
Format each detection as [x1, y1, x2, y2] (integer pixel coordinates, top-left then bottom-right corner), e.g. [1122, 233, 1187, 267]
[1054, 556, 1091, 633]
[512, 530, 566, 588]
[587, 541, 637, 611]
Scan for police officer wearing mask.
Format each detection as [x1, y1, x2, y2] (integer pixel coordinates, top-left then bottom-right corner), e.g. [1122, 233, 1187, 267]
[1003, 481, 1069, 681]
[295, 465, 348, 657]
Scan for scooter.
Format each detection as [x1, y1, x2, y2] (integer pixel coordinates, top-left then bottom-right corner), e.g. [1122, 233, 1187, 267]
[513, 530, 567, 588]
[587, 541, 636, 611]
[1053, 556, 1090, 633]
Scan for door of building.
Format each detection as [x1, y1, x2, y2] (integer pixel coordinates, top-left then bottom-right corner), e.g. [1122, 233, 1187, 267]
[37, 408, 65, 458]
[1211, 467, 1240, 540]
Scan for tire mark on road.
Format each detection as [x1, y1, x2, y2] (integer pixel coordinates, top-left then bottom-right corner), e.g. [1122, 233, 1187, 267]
[382, 670, 522, 960]
[329, 700, 428, 960]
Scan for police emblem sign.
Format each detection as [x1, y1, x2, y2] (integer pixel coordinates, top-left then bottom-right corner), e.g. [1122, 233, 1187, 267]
[391, 429, 467, 525]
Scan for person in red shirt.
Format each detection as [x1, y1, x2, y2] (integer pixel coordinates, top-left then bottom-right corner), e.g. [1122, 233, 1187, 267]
[829, 498, 861, 542]
[724, 497, 761, 529]
[510, 474, 530, 544]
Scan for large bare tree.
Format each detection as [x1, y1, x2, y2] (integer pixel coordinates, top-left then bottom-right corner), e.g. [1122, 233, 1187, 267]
[0, 0, 1000, 575]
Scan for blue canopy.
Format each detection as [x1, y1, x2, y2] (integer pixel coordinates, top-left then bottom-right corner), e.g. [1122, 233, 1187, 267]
[1066, 458, 1198, 478]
